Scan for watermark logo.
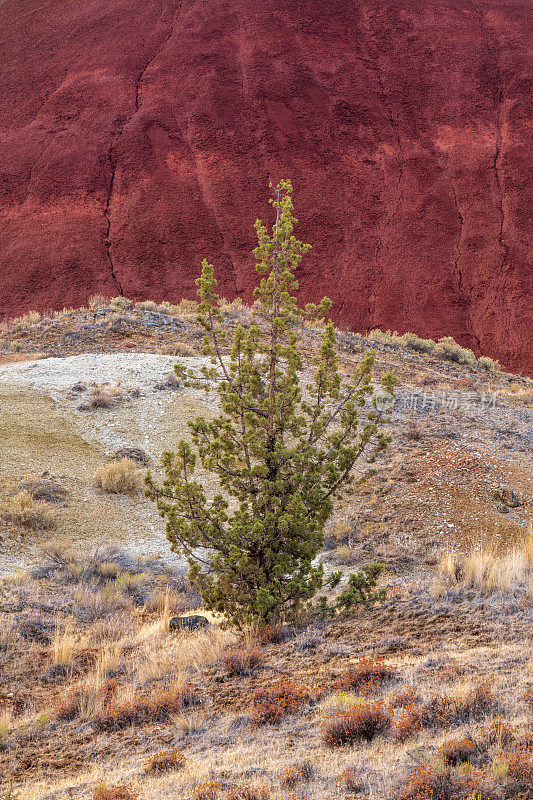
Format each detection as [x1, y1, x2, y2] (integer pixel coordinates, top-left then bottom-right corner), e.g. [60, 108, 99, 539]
[396, 390, 497, 412]
[374, 388, 395, 412]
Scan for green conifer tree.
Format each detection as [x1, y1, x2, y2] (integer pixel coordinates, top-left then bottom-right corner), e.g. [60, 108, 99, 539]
[146, 180, 396, 625]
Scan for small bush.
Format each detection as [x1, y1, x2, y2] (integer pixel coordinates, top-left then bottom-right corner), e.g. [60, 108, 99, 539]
[454, 682, 498, 722]
[503, 748, 533, 791]
[92, 788, 137, 800]
[400, 332, 436, 353]
[93, 684, 197, 731]
[367, 329, 397, 345]
[112, 447, 150, 466]
[323, 701, 391, 746]
[394, 706, 424, 741]
[439, 735, 477, 765]
[135, 300, 159, 312]
[482, 717, 516, 747]
[222, 649, 264, 676]
[279, 769, 299, 789]
[340, 656, 396, 694]
[390, 686, 421, 708]
[478, 355, 501, 371]
[258, 624, 287, 645]
[397, 765, 488, 800]
[193, 782, 221, 800]
[110, 296, 134, 310]
[226, 787, 269, 800]
[94, 458, 141, 496]
[89, 387, 116, 408]
[433, 336, 476, 365]
[251, 680, 312, 724]
[143, 748, 186, 774]
[55, 688, 85, 720]
[158, 342, 196, 356]
[176, 298, 198, 316]
[338, 767, 364, 793]
[0, 490, 56, 530]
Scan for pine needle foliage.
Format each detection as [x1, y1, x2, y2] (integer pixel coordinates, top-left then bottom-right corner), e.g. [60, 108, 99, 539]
[146, 180, 396, 625]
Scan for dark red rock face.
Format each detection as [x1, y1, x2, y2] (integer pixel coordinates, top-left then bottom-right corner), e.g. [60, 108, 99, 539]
[1, 0, 531, 372]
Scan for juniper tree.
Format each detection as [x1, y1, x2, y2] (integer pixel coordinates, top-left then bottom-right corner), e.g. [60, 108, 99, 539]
[146, 180, 396, 625]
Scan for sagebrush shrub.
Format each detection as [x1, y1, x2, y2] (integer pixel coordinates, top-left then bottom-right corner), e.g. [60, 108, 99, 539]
[251, 680, 312, 724]
[478, 355, 501, 371]
[279, 769, 299, 789]
[55, 687, 85, 720]
[94, 458, 141, 495]
[323, 701, 391, 746]
[454, 682, 498, 722]
[482, 716, 516, 747]
[400, 332, 436, 353]
[433, 336, 476, 365]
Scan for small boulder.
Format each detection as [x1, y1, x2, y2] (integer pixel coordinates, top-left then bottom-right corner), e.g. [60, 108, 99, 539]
[16, 478, 68, 504]
[112, 446, 151, 466]
[493, 487, 521, 509]
[169, 614, 209, 632]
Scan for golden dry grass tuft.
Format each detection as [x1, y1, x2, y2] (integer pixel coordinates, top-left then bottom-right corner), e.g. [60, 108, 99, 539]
[0, 490, 57, 530]
[438, 523, 533, 596]
[94, 458, 141, 496]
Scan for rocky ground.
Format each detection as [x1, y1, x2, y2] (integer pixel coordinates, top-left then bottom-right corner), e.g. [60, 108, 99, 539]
[0, 303, 531, 799]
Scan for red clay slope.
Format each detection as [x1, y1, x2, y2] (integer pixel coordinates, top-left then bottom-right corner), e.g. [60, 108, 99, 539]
[0, 0, 531, 372]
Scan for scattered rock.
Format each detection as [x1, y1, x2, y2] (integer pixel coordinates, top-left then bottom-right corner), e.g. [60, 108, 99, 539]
[496, 503, 511, 514]
[169, 614, 209, 632]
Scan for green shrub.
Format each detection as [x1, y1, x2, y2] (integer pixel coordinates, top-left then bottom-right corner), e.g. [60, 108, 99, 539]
[433, 336, 476, 365]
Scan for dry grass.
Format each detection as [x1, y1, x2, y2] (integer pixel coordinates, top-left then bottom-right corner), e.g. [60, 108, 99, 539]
[89, 295, 111, 309]
[507, 381, 533, 404]
[0, 490, 57, 530]
[94, 458, 141, 496]
[438, 523, 533, 596]
[158, 342, 196, 356]
[51, 615, 79, 666]
[10, 310, 41, 330]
